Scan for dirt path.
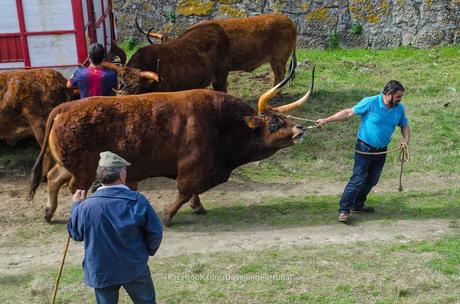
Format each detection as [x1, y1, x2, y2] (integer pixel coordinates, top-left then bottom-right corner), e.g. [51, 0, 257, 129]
[0, 173, 458, 276]
[2, 219, 455, 276]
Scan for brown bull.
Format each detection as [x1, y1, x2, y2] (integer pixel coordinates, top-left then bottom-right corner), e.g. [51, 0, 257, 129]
[109, 22, 231, 95]
[29, 63, 314, 226]
[137, 13, 297, 86]
[0, 69, 72, 146]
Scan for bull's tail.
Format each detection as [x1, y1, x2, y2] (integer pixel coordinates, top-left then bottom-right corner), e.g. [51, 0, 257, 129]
[28, 104, 66, 200]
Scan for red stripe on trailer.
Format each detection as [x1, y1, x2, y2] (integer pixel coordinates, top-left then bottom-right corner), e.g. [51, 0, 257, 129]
[0, 33, 20, 37]
[0, 36, 23, 62]
[15, 0, 31, 67]
[0, 63, 82, 70]
[71, 0, 88, 64]
[18, 30, 77, 36]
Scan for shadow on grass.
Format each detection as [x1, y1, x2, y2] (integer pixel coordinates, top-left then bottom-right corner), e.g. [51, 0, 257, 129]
[0, 273, 32, 286]
[170, 189, 460, 232]
[0, 138, 39, 178]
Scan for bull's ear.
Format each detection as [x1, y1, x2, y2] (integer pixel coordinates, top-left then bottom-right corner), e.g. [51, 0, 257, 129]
[140, 71, 159, 82]
[244, 116, 264, 129]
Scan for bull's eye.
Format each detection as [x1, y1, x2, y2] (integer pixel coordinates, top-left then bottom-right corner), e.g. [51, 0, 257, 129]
[268, 116, 285, 133]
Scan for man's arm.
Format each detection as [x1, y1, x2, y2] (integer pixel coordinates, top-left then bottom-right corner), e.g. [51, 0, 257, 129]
[315, 108, 355, 127]
[67, 69, 81, 88]
[66, 79, 75, 88]
[400, 124, 410, 148]
[67, 190, 87, 242]
[144, 203, 163, 256]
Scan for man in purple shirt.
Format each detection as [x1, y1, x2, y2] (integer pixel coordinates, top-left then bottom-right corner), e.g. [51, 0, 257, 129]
[68, 151, 163, 303]
[67, 43, 118, 99]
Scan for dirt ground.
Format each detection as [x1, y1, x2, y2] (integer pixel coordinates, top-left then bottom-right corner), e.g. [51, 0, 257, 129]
[0, 173, 458, 276]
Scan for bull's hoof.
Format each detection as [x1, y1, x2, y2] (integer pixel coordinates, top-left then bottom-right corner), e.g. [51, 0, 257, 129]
[163, 218, 172, 227]
[44, 214, 52, 223]
[44, 209, 53, 223]
[192, 207, 208, 215]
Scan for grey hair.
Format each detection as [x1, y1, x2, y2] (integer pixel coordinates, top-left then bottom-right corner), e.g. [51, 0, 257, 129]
[96, 166, 124, 184]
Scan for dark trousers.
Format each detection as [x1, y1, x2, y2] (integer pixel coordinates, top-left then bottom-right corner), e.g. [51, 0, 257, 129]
[339, 139, 387, 213]
[94, 266, 156, 304]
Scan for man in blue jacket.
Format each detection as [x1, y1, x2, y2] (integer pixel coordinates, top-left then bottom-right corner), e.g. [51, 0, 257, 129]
[68, 151, 163, 304]
[315, 80, 410, 223]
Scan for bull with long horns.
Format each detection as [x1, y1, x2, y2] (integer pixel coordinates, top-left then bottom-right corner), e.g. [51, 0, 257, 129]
[29, 59, 314, 226]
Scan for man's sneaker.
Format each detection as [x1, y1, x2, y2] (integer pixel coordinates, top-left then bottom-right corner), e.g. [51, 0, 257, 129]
[350, 207, 375, 213]
[338, 212, 349, 222]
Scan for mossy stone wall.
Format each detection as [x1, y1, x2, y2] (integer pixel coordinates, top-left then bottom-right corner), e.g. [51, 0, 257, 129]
[112, 0, 460, 48]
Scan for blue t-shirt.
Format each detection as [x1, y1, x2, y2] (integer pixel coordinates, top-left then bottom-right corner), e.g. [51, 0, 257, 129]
[352, 94, 408, 148]
[67, 187, 163, 288]
[70, 66, 117, 99]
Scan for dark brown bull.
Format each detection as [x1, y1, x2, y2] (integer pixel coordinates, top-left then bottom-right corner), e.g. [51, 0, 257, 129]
[137, 13, 297, 86]
[29, 63, 314, 226]
[109, 22, 231, 95]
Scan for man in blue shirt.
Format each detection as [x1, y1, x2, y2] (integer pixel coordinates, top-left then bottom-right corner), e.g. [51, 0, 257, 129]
[315, 80, 410, 222]
[68, 151, 163, 303]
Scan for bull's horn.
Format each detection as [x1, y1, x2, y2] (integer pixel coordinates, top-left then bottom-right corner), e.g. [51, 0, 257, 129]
[257, 53, 297, 114]
[100, 61, 122, 71]
[140, 71, 159, 81]
[135, 10, 164, 44]
[147, 28, 165, 41]
[274, 65, 315, 113]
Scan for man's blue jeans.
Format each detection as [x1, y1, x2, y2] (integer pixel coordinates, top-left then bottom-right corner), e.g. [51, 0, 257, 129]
[339, 139, 387, 213]
[94, 266, 156, 304]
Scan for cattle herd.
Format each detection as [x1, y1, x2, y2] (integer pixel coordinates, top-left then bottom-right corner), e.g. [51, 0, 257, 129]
[1, 13, 315, 226]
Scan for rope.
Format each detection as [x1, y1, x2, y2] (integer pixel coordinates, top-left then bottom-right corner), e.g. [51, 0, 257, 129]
[398, 145, 410, 191]
[284, 114, 316, 123]
[280, 113, 410, 191]
[51, 234, 71, 304]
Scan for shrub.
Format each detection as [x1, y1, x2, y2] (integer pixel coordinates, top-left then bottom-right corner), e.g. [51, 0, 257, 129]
[167, 10, 176, 24]
[351, 23, 362, 35]
[329, 30, 340, 49]
[125, 37, 137, 51]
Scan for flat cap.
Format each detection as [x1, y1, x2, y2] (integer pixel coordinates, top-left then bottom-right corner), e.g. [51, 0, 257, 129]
[98, 151, 131, 168]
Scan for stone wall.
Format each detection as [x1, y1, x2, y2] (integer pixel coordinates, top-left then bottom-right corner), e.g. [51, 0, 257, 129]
[112, 0, 460, 49]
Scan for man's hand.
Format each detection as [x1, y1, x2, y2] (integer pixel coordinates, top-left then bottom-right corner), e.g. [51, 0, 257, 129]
[72, 189, 87, 203]
[400, 140, 409, 149]
[315, 118, 328, 128]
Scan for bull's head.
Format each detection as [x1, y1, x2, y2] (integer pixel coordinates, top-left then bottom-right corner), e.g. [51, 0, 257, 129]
[101, 62, 160, 95]
[107, 43, 127, 65]
[244, 56, 315, 150]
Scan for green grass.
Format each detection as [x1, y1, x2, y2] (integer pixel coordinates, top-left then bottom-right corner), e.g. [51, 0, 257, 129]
[2, 234, 458, 303]
[118, 38, 149, 60]
[388, 234, 460, 276]
[230, 46, 460, 182]
[169, 188, 460, 232]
